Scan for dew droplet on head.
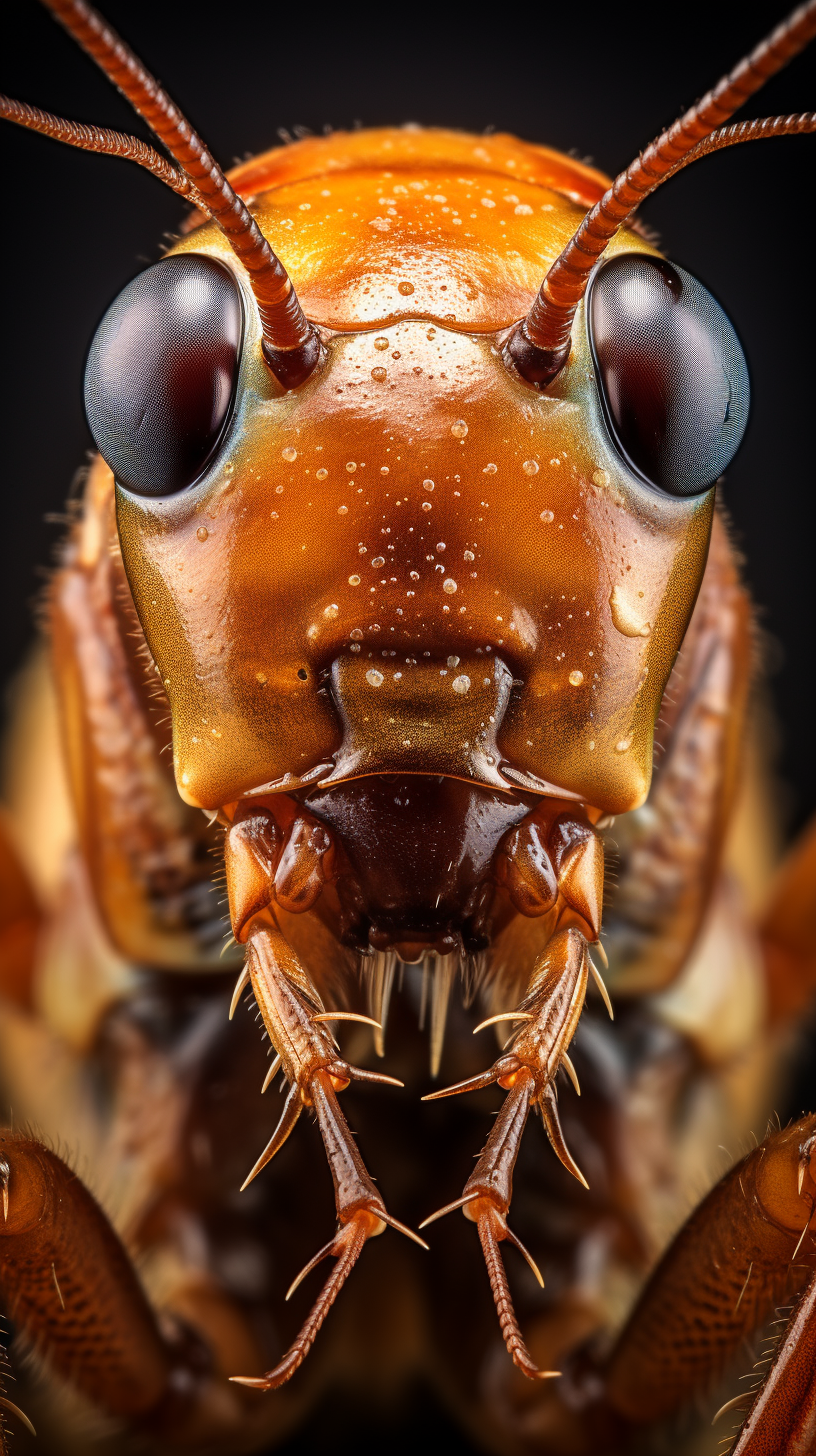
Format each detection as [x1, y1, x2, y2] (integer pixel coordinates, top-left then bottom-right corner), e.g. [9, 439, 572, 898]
[374, 337, 389, 351]
[443, 578, 458, 595]
[346, 462, 357, 474]
[398, 281, 415, 296]
[281, 446, 297, 463]
[452, 675, 471, 694]
[323, 604, 340, 620]
[540, 510, 554, 523]
[423, 479, 435, 492]
[316, 468, 328, 481]
[196, 526, 209, 542]
[348, 574, 361, 586]
[366, 669, 384, 687]
[371, 367, 387, 382]
[522, 460, 539, 476]
[569, 670, 584, 686]
[450, 420, 468, 439]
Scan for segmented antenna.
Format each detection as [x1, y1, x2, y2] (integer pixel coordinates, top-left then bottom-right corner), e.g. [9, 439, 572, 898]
[2, 0, 321, 388]
[507, 1, 816, 385]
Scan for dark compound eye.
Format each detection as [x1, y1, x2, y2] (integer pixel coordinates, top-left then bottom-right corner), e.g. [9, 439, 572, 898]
[587, 254, 749, 498]
[84, 255, 243, 498]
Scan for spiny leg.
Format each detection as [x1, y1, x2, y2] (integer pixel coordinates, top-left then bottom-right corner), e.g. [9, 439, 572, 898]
[224, 807, 426, 1391]
[419, 806, 607, 1377]
[0, 1132, 190, 1432]
[596, 1115, 816, 1445]
[729, 1267, 816, 1455]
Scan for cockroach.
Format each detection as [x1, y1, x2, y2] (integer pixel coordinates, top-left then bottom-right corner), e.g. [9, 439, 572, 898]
[0, 2, 814, 1452]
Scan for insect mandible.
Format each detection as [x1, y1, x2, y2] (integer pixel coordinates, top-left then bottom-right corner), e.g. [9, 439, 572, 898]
[0, 2, 815, 1453]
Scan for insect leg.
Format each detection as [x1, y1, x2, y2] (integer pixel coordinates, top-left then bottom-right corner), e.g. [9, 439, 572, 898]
[729, 1267, 816, 1455]
[0, 1131, 181, 1426]
[421, 925, 593, 1377]
[230, 918, 425, 1391]
[600, 1114, 816, 1440]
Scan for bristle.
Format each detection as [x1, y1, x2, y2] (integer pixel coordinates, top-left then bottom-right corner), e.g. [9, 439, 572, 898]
[418, 954, 431, 1031]
[539, 1085, 589, 1188]
[368, 951, 397, 1056]
[430, 954, 456, 1078]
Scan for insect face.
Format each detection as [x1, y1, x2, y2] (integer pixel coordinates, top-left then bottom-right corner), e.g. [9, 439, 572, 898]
[108, 161, 716, 849]
[2, 0, 815, 1432]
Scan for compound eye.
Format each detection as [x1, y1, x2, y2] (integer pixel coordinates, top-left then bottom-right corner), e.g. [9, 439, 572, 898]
[84, 255, 243, 497]
[587, 254, 749, 497]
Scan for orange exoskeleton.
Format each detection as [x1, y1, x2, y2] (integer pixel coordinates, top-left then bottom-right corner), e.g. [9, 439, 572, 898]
[0, 1, 815, 1453]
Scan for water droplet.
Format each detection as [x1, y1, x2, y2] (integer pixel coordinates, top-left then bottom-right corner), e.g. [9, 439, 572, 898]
[256, 671, 267, 684]
[522, 459, 539, 476]
[372, 556, 385, 568]
[366, 669, 384, 687]
[350, 628, 364, 640]
[196, 526, 209, 542]
[569, 669, 584, 686]
[275, 484, 284, 494]
[450, 420, 468, 439]
[398, 281, 415, 295]
[452, 675, 471, 694]
[346, 462, 357, 473]
[281, 446, 297, 462]
[610, 584, 651, 638]
[514, 203, 533, 216]
[316, 467, 328, 481]
[410, 570, 420, 580]
[374, 337, 389, 350]
[464, 549, 475, 562]
[380, 466, 390, 475]
[436, 542, 446, 552]
[540, 510, 554, 523]
[588, 740, 596, 751]
[422, 501, 432, 511]
[371, 367, 387, 382]
[480, 197, 496, 208]
[592, 469, 610, 488]
[324, 604, 340, 619]
[442, 578, 458, 595]
[348, 574, 361, 586]
[351, 643, 361, 653]
[483, 463, 497, 474]
[422, 479, 435, 492]
[447, 655, 460, 668]
[616, 737, 632, 753]
[338, 505, 348, 515]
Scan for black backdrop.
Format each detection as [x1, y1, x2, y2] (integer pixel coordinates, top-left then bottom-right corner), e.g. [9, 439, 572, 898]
[1, 3, 815, 1451]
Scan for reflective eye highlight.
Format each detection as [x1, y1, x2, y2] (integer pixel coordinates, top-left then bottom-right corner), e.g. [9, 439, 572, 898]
[587, 254, 749, 498]
[84, 254, 243, 498]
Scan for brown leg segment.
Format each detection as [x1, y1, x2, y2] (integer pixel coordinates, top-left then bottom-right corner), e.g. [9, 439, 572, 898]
[0, 1131, 177, 1420]
[422, 922, 601, 1377]
[228, 915, 426, 1391]
[601, 1116, 816, 1434]
[732, 1269, 816, 1455]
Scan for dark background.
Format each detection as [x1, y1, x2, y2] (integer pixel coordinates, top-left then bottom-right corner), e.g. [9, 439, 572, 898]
[1, 3, 815, 1451]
